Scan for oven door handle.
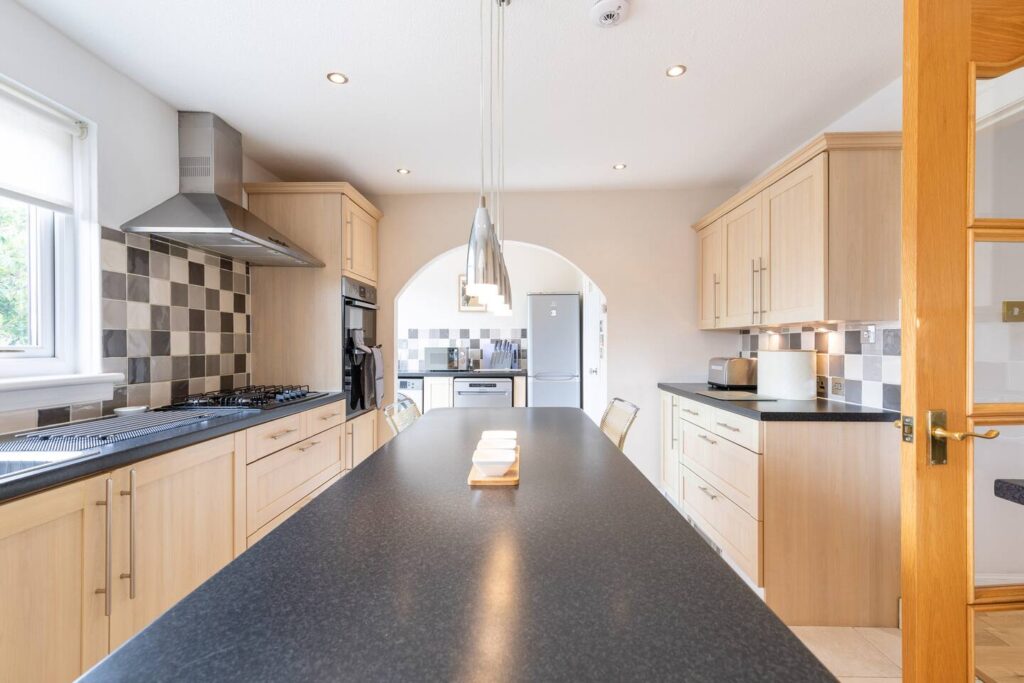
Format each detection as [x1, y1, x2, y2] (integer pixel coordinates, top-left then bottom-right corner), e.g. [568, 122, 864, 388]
[345, 299, 378, 311]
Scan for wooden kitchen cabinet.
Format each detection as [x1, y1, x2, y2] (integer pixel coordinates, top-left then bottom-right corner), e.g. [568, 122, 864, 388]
[342, 196, 379, 285]
[697, 218, 725, 329]
[110, 433, 246, 648]
[348, 410, 378, 468]
[422, 376, 454, 412]
[660, 392, 680, 504]
[0, 474, 110, 682]
[245, 182, 382, 389]
[693, 133, 902, 329]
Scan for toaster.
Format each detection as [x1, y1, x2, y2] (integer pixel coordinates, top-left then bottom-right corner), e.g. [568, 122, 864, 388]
[707, 357, 758, 389]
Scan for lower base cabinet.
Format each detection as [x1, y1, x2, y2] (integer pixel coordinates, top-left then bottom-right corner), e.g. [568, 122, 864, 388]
[349, 410, 378, 468]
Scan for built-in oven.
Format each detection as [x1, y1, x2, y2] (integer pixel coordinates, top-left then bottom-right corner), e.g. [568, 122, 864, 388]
[342, 277, 378, 415]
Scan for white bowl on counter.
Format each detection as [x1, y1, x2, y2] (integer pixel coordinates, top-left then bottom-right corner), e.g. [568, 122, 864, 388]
[477, 438, 517, 450]
[481, 430, 517, 440]
[472, 448, 517, 477]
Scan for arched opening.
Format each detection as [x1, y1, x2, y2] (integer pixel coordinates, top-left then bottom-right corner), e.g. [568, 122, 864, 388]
[393, 241, 608, 423]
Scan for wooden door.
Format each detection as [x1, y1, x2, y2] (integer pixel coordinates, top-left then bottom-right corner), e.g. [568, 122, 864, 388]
[423, 377, 453, 412]
[660, 393, 680, 503]
[721, 195, 765, 328]
[762, 153, 827, 325]
[901, 1, 1024, 679]
[110, 434, 245, 647]
[343, 196, 379, 285]
[351, 411, 378, 468]
[0, 475, 110, 681]
[698, 219, 725, 329]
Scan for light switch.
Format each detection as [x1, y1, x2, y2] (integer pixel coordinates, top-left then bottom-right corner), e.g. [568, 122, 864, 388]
[1003, 301, 1024, 322]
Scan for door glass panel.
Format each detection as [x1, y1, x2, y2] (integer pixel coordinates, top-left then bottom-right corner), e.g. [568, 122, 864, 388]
[974, 240, 1024, 404]
[976, 67, 1024, 218]
[975, 608, 1024, 682]
[974, 425, 1024, 587]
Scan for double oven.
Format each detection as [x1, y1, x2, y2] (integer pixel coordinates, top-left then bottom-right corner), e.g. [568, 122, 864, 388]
[342, 277, 378, 415]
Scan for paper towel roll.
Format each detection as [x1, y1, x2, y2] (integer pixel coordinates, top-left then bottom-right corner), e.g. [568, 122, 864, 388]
[757, 350, 817, 400]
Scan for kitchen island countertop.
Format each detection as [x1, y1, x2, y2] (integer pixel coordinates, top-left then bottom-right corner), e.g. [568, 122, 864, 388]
[659, 382, 899, 422]
[81, 407, 832, 682]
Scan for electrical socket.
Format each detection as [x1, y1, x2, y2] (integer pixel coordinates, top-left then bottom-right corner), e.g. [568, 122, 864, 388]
[831, 377, 845, 396]
[861, 325, 877, 344]
[816, 376, 827, 395]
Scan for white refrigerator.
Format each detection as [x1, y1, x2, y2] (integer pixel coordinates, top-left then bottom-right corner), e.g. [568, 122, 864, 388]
[527, 293, 582, 407]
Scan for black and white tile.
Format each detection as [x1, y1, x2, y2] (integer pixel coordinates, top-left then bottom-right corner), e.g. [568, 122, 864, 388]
[739, 322, 901, 410]
[396, 328, 528, 372]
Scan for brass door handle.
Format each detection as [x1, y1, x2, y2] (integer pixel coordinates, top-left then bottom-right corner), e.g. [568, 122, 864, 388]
[931, 426, 1000, 442]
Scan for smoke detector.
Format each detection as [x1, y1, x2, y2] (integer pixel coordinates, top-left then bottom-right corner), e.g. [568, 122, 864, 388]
[591, 0, 630, 27]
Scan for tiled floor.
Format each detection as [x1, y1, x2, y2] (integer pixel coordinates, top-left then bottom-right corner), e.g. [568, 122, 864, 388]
[791, 626, 902, 681]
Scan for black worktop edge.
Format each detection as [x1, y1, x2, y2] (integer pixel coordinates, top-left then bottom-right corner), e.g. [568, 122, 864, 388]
[995, 479, 1024, 506]
[658, 383, 899, 422]
[0, 393, 346, 504]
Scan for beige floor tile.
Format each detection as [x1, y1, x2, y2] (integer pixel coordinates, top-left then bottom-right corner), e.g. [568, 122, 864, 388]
[855, 627, 902, 667]
[792, 626, 902, 678]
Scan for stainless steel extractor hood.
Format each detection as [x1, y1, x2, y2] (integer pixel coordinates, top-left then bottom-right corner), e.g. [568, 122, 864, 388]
[122, 112, 323, 267]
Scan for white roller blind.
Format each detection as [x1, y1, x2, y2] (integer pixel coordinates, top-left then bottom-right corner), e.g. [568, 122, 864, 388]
[0, 83, 77, 212]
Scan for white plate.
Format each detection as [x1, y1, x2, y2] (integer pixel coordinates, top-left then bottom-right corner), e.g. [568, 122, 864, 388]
[472, 448, 517, 477]
[114, 406, 148, 415]
[477, 438, 517, 450]
[481, 430, 517, 440]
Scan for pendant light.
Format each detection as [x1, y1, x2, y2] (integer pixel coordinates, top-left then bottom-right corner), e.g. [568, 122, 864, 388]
[466, 0, 513, 316]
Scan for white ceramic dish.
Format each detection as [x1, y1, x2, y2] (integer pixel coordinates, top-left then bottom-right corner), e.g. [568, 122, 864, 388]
[476, 438, 517, 450]
[481, 430, 517, 440]
[471, 448, 517, 477]
[114, 406, 148, 415]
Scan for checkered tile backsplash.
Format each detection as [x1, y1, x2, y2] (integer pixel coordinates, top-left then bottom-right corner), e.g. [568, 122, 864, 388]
[396, 328, 528, 372]
[739, 322, 902, 411]
[0, 227, 251, 435]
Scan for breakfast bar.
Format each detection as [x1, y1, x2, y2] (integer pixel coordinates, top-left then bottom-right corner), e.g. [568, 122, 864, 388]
[81, 408, 832, 681]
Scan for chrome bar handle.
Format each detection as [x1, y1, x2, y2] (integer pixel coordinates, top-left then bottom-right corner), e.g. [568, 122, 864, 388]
[751, 259, 757, 325]
[269, 428, 298, 440]
[95, 478, 113, 616]
[697, 433, 717, 446]
[345, 217, 354, 266]
[715, 421, 741, 433]
[698, 485, 718, 500]
[297, 441, 322, 452]
[759, 257, 767, 317]
[119, 469, 136, 599]
[713, 274, 720, 324]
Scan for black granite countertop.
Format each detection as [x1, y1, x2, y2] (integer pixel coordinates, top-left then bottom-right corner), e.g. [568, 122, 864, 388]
[398, 369, 526, 378]
[659, 383, 899, 422]
[0, 393, 346, 503]
[995, 479, 1024, 506]
[82, 407, 832, 682]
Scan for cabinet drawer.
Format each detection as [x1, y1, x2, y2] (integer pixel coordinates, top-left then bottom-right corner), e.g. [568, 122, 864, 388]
[707, 407, 762, 453]
[247, 470, 344, 548]
[681, 423, 761, 519]
[682, 466, 762, 586]
[307, 400, 345, 434]
[246, 412, 307, 464]
[246, 426, 343, 532]
[676, 396, 709, 428]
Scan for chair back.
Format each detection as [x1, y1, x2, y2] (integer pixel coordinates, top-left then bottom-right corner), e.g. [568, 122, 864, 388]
[384, 394, 422, 436]
[599, 398, 639, 450]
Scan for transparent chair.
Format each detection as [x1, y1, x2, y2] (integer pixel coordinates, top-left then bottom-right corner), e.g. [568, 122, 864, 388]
[383, 393, 422, 437]
[599, 398, 639, 450]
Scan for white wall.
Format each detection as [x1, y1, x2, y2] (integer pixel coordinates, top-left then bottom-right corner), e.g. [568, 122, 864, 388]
[376, 189, 739, 485]
[974, 425, 1024, 584]
[397, 241, 583, 334]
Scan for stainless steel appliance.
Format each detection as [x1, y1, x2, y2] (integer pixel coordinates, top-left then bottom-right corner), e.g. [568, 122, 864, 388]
[396, 377, 424, 413]
[527, 293, 582, 407]
[343, 277, 379, 415]
[122, 112, 322, 267]
[707, 357, 758, 389]
[424, 347, 459, 371]
[169, 384, 325, 410]
[453, 378, 513, 408]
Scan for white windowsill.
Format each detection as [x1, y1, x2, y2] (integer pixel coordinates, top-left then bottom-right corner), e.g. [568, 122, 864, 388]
[0, 373, 124, 413]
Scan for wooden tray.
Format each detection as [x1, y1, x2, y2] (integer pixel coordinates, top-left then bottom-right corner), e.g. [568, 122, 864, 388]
[468, 449, 520, 488]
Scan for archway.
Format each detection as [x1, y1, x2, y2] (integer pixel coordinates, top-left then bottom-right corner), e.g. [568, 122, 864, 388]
[393, 241, 608, 423]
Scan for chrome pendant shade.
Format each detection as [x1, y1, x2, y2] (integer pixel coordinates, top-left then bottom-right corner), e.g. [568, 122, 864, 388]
[465, 0, 513, 316]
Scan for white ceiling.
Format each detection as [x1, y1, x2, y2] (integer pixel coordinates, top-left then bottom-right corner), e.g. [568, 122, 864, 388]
[16, 0, 901, 195]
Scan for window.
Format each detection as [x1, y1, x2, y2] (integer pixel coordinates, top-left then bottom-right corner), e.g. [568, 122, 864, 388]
[0, 76, 96, 382]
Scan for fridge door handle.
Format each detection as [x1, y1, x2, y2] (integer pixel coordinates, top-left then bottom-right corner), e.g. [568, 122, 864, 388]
[532, 373, 579, 381]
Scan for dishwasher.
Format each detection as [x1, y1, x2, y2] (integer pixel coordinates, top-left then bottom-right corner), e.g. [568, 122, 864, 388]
[453, 378, 513, 408]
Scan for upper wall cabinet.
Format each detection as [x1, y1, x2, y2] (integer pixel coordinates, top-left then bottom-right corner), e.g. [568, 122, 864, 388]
[696, 133, 902, 330]
[342, 196, 379, 285]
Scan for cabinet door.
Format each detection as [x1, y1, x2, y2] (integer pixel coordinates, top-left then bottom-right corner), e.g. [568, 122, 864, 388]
[351, 411, 378, 468]
[342, 196, 379, 285]
[721, 195, 764, 328]
[698, 219, 725, 329]
[110, 434, 245, 648]
[762, 153, 827, 325]
[423, 377, 453, 412]
[660, 393, 680, 503]
[0, 475, 110, 681]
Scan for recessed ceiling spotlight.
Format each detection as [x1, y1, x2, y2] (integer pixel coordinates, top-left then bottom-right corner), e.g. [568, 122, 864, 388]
[396, 168, 411, 175]
[666, 64, 687, 78]
[326, 72, 349, 84]
[612, 163, 627, 170]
